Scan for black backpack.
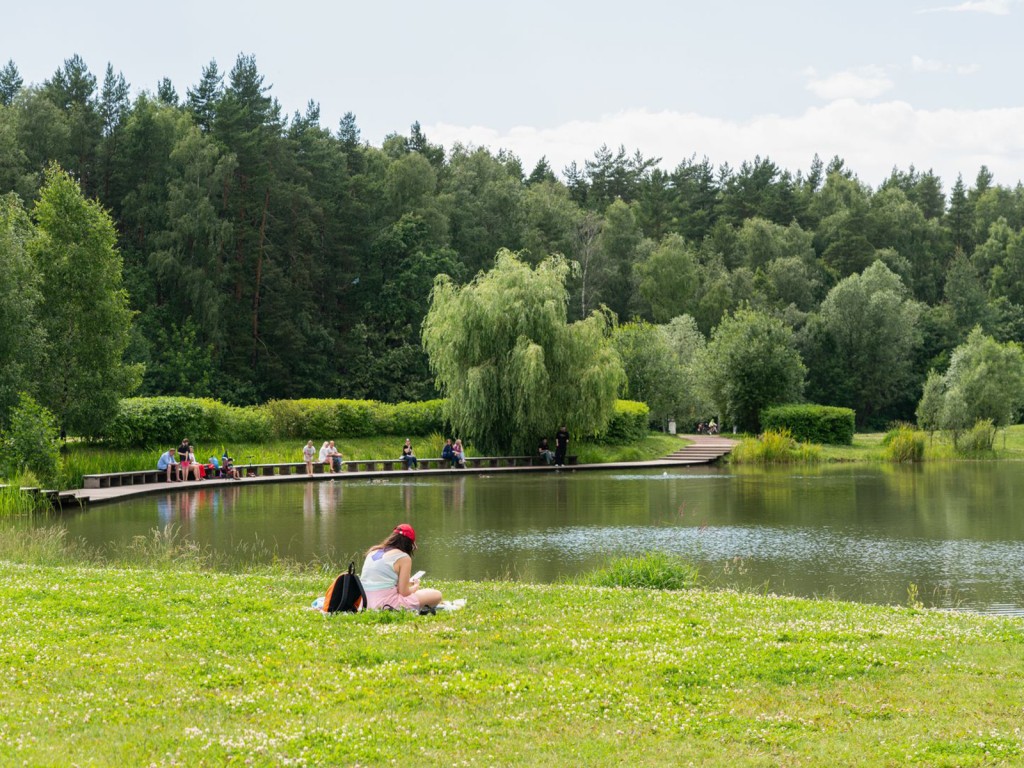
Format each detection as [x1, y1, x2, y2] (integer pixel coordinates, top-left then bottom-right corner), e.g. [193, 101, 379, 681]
[323, 562, 367, 613]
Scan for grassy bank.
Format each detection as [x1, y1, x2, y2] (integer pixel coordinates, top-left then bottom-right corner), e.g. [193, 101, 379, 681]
[729, 424, 1024, 465]
[1, 549, 1022, 766]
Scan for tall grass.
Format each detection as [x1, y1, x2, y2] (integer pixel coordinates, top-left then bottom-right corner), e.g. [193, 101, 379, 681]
[882, 424, 925, 462]
[576, 551, 701, 590]
[0, 473, 53, 516]
[729, 428, 822, 464]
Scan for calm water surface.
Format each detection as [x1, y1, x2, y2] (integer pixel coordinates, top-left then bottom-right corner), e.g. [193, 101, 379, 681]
[53, 463, 1024, 615]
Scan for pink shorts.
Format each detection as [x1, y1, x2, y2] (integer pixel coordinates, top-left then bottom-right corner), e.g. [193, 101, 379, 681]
[366, 587, 421, 611]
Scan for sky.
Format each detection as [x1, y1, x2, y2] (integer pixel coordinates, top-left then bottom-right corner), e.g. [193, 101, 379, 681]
[4, 0, 1024, 188]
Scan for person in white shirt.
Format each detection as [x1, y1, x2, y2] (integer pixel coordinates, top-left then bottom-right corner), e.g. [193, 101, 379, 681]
[318, 441, 332, 472]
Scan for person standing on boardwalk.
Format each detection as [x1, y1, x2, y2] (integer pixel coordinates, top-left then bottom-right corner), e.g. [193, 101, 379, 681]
[303, 440, 316, 476]
[554, 425, 569, 466]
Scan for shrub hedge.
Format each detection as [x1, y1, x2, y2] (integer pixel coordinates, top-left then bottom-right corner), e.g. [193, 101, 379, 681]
[104, 397, 647, 448]
[596, 400, 651, 444]
[760, 404, 855, 445]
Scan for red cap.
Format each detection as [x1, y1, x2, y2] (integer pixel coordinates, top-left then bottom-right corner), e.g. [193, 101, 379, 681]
[393, 523, 416, 543]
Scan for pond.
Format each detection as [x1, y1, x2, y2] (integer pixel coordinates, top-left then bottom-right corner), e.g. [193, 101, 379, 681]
[51, 462, 1024, 615]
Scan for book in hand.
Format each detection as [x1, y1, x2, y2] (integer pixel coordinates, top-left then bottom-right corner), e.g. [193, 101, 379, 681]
[411, 570, 425, 582]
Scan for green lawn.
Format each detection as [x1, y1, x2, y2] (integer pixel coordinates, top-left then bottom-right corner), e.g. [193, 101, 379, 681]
[1, 552, 1022, 766]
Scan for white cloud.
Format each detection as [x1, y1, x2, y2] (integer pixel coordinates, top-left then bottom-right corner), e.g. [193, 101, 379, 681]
[805, 67, 894, 101]
[956, 63, 982, 74]
[912, 55, 948, 73]
[919, 0, 1016, 13]
[912, 55, 980, 74]
[426, 102, 1024, 188]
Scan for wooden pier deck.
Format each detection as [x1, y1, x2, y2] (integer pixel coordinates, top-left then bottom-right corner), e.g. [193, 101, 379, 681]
[55, 435, 737, 508]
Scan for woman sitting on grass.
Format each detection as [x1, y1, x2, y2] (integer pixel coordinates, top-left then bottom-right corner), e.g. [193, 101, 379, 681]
[360, 524, 442, 611]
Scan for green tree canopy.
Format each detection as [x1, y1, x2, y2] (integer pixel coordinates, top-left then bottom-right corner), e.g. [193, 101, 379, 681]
[701, 307, 806, 432]
[612, 321, 683, 425]
[421, 250, 624, 453]
[0, 192, 42, 424]
[803, 260, 922, 428]
[30, 164, 141, 436]
[916, 327, 1024, 441]
[635, 233, 699, 323]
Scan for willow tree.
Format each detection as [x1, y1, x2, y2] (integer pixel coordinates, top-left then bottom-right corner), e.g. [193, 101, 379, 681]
[422, 249, 624, 453]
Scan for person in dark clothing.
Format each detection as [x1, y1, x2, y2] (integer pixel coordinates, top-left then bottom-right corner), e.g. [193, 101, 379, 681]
[554, 425, 569, 466]
[538, 437, 554, 465]
[401, 438, 418, 469]
[441, 438, 456, 467]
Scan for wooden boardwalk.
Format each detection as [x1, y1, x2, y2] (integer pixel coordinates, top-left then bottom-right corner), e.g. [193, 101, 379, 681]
[56, 435, 737, 509]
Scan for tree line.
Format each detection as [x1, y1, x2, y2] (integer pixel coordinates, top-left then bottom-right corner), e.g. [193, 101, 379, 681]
[3, 53, 1024, 434]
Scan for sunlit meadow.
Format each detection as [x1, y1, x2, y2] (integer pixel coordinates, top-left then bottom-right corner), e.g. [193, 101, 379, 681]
[1, 543, 1022, 766]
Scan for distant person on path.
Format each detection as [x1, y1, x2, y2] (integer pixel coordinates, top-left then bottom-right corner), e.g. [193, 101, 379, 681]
[401, 438, 418, 469]
[303, 440, 316, 475]
[441, 438, 456, 467]
[538, 437, 554, 465]
[708, 419, 718, 435]
[158, 447, 180, 482]
[360, 523, 442, 611]
[554, 425, 569, 466]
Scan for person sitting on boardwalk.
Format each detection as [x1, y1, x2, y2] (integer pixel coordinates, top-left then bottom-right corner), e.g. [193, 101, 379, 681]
[157, 447, 180, 482]
[401, 438, 418, 469]
[186, 447, 205, 480]
[360, 524, 442, 611]
[303, 440, 316, 476]
[441, 438, 456, 467]
[538, 437, 554, 465]
[318, 441, 332, 472]
[327, 441, 343, 472]
[453, 438, 466, 468]
[221, 453, 240, 480]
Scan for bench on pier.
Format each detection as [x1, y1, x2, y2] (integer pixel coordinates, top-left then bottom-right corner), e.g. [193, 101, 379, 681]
[83, 469, 174, 488]
[80, 454, 580, 489]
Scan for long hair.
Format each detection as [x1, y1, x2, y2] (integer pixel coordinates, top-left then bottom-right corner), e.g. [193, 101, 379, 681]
[367, 530, 415, 557]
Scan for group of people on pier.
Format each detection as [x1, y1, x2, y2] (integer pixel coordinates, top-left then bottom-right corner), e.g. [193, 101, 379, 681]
[157, 439, 239, 481]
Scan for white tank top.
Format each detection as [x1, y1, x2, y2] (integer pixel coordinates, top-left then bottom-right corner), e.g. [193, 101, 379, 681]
[360, 548, 410, 592]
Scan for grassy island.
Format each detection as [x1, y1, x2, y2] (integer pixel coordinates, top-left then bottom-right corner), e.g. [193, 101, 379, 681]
[1, 543, 1022, 766]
